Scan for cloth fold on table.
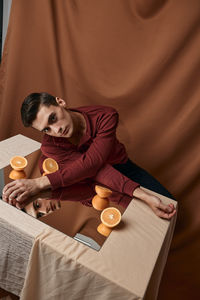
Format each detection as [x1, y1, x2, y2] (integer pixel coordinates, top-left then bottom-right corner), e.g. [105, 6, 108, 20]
[20, 194, 177, 300]
[0, 218, 34, 296]
[144, 205, 177, 299]
[20, 228, 138, 300]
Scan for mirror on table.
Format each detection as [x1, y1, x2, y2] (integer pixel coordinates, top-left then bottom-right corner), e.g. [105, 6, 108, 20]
[0, 150, 132, 251]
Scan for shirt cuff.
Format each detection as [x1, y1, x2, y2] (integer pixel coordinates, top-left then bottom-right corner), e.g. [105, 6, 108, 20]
[123, 180, 140, 197]
[46, 171, 63, 190]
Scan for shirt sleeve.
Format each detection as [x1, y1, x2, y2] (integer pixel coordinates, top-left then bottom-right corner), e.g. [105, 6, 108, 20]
[46, 108, 121, 188]
[38, 153, 48, 175]
[48, 160, 140, 197]
[93, 164, 140, 197]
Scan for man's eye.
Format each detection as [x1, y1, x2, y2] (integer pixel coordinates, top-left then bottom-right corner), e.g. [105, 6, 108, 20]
[50, 114, 57, 123]
[37, 212, 45, 218]
[33, 200, 41, 210]
[43, 128, 49, 133]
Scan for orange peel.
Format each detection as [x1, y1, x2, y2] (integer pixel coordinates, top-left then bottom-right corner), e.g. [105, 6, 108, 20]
[97, 223, 112, 237]
[92, 195, 109, 211]
[95, 185, 112, 198]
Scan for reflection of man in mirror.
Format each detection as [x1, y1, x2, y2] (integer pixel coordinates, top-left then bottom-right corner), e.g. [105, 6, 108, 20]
[24, 198, 61, 218]
[3, 92, 176, 219]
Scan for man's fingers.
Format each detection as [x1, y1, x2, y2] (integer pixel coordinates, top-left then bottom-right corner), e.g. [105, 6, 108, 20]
[3, 187, 20, 204]
[2, 181, 18, 194]
[16, 201, 25, 209]
[3, 187, 29, 207]
[2, 194, 8, 202]
[2, 195, 18, 207]
[159, 201, 176, 219]
[156, 208, 176, 219]
[162, 209, 176, 219]
[8, 188, 25, 200]
[3, 181, 23, 199]
[3, 186, 18, 199]
[158, 202, 174, 213]
[15, 192, 29, 209]
[10, 198, 18, 206]
[16, 191, 29, 203]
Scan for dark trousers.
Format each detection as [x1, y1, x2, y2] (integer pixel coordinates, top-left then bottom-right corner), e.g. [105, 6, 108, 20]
[113, 159, 174, 199]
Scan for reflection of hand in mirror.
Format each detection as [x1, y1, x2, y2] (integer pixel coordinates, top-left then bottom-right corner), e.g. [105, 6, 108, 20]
[24, 198, 61, 218]
[2, 177, 51, 208]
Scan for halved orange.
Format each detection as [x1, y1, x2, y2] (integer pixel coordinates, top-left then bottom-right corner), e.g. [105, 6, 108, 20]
[10, 156, 27, 171]
[92, 195, 109, 211]
[95, 185, 112, 198]
[9, 169, 26, 180]
[42, 158, 59, 174]
[100, 207, 121, 228]
[97, 223, 112, 237]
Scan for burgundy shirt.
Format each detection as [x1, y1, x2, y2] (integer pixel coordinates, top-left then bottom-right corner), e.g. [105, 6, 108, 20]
[52, 182, 132, 209]
[40, 105, 140, 196]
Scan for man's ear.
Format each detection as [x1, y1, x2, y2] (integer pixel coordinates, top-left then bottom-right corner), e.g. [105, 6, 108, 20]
[56, 97, 66, 107]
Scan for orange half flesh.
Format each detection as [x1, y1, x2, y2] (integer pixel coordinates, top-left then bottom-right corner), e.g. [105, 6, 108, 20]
[100, 207, 121, 228]
[9, 169, 26, 180]
[42, 158, 59, 174]
[10, 156, 27, 171]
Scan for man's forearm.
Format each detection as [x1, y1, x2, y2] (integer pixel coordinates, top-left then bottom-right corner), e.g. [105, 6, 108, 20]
[34, 176, 51, 191]
[133, 187, 152, 204]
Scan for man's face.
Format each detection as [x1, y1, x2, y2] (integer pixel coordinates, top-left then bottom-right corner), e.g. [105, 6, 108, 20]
[25, 199, 61, 218]
[32, 98, 74, 138]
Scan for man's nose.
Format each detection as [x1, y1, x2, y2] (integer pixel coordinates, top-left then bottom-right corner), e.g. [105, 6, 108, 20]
[52, 124, 62, 134]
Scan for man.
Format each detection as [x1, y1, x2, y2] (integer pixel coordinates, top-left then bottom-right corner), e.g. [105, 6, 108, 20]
[25, 197, 61, 219]
[3, 92, 176, 219]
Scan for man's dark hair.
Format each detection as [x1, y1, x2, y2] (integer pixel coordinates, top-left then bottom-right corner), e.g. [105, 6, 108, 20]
[21, 92, 58, 127]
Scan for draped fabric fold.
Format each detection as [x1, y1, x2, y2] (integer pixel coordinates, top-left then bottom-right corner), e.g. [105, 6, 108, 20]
[0, 1, 199, 299]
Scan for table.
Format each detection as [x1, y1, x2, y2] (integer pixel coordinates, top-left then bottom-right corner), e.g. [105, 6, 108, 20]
[0, 135, 177, 300]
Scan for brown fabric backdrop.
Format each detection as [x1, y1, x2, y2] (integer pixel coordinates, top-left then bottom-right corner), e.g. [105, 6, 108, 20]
[0, 1, 199, 299]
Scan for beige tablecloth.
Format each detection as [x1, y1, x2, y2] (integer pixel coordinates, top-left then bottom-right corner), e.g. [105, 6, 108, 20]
[0, 192, 177, 300]
[0, 218, 33, 296]
[0, 135, 177, 299]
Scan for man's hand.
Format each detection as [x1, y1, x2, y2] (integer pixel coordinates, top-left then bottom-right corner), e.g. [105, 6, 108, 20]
[133, 187, 176, 219]
[2, 176, 51, 208]
[145, 195, 176, 219]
